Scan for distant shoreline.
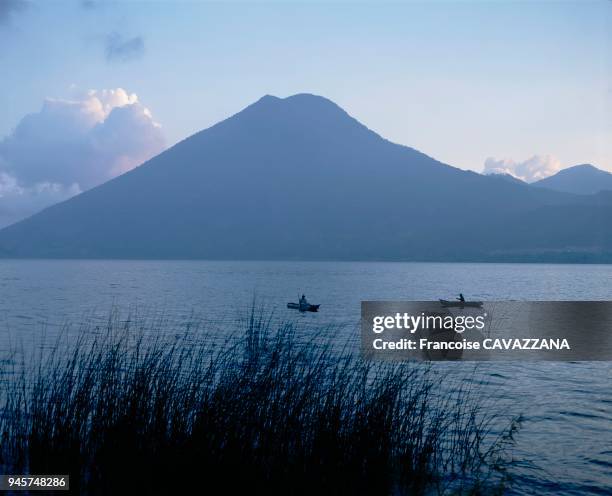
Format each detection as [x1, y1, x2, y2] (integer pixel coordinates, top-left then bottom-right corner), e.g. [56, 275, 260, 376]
[0, 257, 610, 264]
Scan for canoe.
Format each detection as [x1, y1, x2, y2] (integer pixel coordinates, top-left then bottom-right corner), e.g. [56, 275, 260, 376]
[287, 302, 320, 312]
[439, 299, 483, 308]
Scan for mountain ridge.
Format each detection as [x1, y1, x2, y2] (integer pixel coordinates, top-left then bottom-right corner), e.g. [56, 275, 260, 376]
[532, 164, 612, 195]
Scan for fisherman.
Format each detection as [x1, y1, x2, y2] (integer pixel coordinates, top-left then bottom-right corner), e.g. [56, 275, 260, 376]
[457, 293, 465, 303]
[299, 294, 309, 311]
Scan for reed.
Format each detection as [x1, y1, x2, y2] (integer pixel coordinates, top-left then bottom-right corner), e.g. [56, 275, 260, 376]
[0, 309, 519, 495]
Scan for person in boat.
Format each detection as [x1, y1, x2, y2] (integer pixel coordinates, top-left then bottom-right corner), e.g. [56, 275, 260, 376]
[457, 293, 465, 303]
[299, 294, 309, 310]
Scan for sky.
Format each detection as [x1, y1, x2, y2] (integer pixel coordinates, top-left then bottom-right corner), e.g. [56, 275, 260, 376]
[0, 0, 611, 226]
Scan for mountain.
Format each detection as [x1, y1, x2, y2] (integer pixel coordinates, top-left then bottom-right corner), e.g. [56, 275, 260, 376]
[0, 94, 610, 262]
[532, 164, 612, 195]
[486, 173, 527, 186]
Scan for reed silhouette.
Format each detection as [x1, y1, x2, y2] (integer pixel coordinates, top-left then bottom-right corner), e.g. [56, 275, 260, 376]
[0, 309, 519, 495]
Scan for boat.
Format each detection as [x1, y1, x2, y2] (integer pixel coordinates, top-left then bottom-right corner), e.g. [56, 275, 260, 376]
[439, 299, 483, 308]
[287, 302, 320, 312]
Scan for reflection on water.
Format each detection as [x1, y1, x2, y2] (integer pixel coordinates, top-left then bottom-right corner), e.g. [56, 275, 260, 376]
[0, 260, 611, 495]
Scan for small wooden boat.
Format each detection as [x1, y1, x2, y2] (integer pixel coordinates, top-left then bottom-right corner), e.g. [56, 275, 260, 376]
[287, 302, 320, 312]
[439, 299, 483, 308]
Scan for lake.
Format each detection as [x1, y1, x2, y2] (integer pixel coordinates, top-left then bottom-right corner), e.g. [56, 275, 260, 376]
[0, 260, 611, 495]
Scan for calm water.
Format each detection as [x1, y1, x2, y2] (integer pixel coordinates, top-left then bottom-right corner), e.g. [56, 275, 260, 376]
[0, 260, 611, 495]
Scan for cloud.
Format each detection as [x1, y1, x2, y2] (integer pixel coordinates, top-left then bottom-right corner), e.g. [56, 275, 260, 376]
[0, 88, 165, 227]
[0, 0, 28, 25]
[105, 32, 145, 62]
[0, 172, 81, 228]
[483, 155, 562, 183]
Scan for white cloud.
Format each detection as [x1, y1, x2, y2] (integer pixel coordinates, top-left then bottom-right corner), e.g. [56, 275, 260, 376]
[0, 88, 165, 227]
[483, 155, 562, 183]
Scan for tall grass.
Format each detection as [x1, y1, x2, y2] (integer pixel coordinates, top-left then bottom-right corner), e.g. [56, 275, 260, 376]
[0, 310, 519, 495]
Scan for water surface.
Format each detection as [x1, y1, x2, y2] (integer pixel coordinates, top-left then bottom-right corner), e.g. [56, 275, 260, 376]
[0, 260, 610, 495]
